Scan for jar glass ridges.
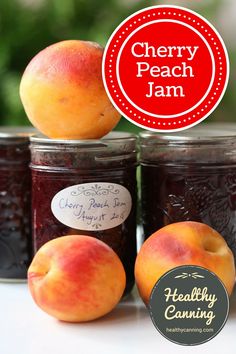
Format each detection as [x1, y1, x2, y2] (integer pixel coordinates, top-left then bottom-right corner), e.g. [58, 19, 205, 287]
[30, 132, 137, 294]
[140, 124, 236, 261]
[0, 127, 35, 281]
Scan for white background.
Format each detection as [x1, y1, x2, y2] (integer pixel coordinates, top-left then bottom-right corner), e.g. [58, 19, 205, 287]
[1, 283, 235, 354]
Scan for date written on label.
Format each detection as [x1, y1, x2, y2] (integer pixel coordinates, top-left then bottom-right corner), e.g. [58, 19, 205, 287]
[51, 182, 132, 231]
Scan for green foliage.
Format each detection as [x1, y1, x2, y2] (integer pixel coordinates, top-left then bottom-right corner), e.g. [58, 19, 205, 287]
[0, 0, 149, 126]
[0, 0, 234, 130]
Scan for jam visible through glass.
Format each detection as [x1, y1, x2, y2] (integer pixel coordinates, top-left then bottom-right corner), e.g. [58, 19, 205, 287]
[30, 132, 137, 294]
[0, 143, 32, 279]
[141, 164, 236, 259]
[32, 169, 137, 294]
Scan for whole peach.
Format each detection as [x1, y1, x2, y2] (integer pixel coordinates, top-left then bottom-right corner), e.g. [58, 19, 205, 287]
[20, 40, 121, 139]
[135, 222, 235, 304]
[28, 235, 126, 322]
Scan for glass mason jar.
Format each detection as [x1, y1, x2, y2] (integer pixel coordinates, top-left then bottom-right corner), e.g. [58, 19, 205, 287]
[30, 132, 137, 294]
[140, 125, 236, 261]
[0, 127, 34, 281]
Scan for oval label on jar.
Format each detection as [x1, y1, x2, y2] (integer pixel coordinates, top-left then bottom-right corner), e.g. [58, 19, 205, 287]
[51, 182, 132, 231]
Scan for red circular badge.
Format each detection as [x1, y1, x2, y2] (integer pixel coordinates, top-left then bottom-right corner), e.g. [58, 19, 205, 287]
[102, 5, 229, 131]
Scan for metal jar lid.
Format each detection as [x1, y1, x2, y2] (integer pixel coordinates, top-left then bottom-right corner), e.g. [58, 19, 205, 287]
[140, 123, 236, 145]
[30, 131, 136, 147]
[140, 123, 236, 165]
[0, 126, 37, 145]
[30, 131, 137, 171]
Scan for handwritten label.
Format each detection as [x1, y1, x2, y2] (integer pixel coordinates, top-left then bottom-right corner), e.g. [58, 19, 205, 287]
[51, 182, 132, 231]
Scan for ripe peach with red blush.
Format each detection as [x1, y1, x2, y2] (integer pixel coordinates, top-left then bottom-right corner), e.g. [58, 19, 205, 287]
[135, 222, 235, 304]
[20, 40, 121, 139]
[28, 235, 126, 322]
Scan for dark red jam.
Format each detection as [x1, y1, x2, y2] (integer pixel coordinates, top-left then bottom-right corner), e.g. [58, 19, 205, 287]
[140, 126, 236, 261]
[30, 132, 137, 294]
[0, 128, 33, 280]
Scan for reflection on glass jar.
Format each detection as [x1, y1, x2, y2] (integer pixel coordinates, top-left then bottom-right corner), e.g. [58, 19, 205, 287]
[30, 132, 137, 294]
[140, 124, 236, 260]
[0, 127, 34, 281]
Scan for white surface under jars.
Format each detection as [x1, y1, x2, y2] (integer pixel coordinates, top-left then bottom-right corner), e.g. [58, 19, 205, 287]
[0, 283, 236, 354]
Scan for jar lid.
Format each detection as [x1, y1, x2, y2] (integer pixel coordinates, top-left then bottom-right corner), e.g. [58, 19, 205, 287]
[30, 131, 137, 170]
[140, 123, 236, 145]
[0, 126, 37, 144]
[30, 131, 136, 146]
[140, 123, 236, 165]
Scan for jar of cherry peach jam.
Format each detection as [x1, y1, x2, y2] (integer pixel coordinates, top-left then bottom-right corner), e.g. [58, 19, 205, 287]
[140, 125, 236, 261]
[0, 127, 33, 281]
[30, 132, 137, 294]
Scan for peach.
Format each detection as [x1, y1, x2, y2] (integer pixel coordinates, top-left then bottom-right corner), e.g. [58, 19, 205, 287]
[135, 222, 235, 304]
[28, 235, 126, 322]
[19, 40, 121, 139]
